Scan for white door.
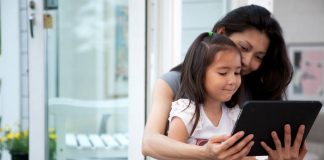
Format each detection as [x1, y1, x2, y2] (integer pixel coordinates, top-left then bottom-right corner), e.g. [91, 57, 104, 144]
[27, 0, 146, 159]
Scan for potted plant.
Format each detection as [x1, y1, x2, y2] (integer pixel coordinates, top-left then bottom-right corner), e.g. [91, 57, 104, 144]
[3, 128, 28, 160]
[0, 127, 56, 160]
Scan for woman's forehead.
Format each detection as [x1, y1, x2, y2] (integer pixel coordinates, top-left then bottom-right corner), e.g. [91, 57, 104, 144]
[229, 29, 269, 53]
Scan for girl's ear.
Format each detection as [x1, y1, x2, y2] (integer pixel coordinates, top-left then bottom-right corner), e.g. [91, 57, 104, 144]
[216, 27, 226, 35]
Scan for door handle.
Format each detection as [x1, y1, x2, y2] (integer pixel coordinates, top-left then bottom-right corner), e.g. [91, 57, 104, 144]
[29, 0, 36, 38]
[29, 13, 35, 38]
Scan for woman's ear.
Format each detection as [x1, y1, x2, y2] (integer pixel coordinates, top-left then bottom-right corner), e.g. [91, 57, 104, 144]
[216, 27, 226, 35]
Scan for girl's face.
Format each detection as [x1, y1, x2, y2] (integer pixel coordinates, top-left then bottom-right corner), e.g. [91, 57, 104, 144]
[204, 50, 241, 103]
[227, 29, 269, 75]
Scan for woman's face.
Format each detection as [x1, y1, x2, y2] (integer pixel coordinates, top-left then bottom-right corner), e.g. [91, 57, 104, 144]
[227, 29, 270, 75]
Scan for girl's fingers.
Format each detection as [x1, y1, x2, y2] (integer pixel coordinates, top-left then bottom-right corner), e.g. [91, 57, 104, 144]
[210, 134, 231, 143]
[221, 134, 254, 157]
[219, 131, 245, 150]
[230, 141, 255, 160]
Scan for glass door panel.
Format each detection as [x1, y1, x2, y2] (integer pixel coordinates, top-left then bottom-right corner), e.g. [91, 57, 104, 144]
[46, 0, 129, 159]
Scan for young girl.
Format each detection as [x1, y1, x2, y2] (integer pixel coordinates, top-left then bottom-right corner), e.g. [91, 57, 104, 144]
[167, 32, 246, 148]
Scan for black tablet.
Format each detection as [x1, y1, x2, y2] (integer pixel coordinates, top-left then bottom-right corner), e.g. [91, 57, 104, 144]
[231, 100, 322, 156]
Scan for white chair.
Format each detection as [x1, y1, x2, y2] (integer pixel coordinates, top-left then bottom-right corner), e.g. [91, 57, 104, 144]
[49, 97, 128, 160]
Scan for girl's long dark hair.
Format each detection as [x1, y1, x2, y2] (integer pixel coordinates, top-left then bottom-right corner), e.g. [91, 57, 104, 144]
[175, 33, 241, 136]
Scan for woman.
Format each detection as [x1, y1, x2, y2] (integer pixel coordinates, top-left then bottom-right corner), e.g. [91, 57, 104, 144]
[142, 5, 307, 160]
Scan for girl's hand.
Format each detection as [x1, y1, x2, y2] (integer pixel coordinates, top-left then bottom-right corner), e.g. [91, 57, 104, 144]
[260, 124, 308, 160]
[204, 131, 255, 160]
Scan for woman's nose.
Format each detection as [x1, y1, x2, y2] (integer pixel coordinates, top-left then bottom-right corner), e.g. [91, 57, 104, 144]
[242, 53, 252, 67]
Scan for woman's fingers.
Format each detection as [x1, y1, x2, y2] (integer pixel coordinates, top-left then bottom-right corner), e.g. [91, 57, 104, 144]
[264, 124, 307, 160]
[299, 143, 308, 159]
[284, 124, 292, 154]
[292, 125, 305, 151]
[271, 131, 283, 151]
[260, 141, 274, 156]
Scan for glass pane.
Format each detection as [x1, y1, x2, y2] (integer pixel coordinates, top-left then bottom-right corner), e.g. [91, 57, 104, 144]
[181, 0, 228, 58]
[46, 0, 129, 159]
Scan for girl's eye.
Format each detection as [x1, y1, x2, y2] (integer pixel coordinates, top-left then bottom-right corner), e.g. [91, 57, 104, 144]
[218, 72, 227, 76]
[235, 72, 241, 75]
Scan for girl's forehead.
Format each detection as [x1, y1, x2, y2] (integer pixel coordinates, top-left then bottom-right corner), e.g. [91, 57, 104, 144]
[212, 50, 241, 64]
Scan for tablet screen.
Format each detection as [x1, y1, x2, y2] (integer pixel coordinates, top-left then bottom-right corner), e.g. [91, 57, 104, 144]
[232, 101, 322, 156]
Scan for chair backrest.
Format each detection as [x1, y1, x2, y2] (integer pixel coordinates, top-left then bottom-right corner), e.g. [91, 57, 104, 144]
[48, 97, 128, 160]
[49, 97, 128, 134]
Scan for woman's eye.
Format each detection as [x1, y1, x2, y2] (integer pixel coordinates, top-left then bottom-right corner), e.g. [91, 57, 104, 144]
[256, 56, 264, 60]
[218, 72, 227, 76]
[240, 45, 249, 52]
[235, 72, 241, 75]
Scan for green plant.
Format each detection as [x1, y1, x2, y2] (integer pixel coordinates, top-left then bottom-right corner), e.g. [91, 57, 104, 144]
[48, 128, 57, 160]
[0, 127, 56, 159]
[3, 128, 29, 154]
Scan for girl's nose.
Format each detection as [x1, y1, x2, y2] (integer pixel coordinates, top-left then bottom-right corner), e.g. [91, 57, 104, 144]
[228, 74, 236, 85]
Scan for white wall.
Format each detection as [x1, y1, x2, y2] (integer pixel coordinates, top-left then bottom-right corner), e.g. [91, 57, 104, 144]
[274, 0, 324, 104]
[0, 0, 21, 128]
[273, 0, 324, 43]
[274, 1, 324, 159]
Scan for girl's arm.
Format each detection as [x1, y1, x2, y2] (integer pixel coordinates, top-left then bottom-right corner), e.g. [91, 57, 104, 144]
[168, 117, 190, 142]
[142, 79, 254, 160]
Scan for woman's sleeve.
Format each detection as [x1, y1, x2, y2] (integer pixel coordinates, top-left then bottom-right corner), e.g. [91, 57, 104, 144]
[161, 71, 181, 97]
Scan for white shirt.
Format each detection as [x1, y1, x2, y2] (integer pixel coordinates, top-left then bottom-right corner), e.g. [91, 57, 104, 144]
[168, 99, 241, 145]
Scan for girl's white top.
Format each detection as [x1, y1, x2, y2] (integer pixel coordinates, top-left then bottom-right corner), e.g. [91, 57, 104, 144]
[168, 98, 241, 145]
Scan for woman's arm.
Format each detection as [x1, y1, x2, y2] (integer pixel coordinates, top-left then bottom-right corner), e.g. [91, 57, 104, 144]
[142, 79, 254, 160]
[142, 79, 210, 159]
[142, 79, 208, 159]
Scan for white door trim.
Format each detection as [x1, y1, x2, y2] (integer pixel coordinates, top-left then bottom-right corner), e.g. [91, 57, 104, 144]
[128, 0, 146, 159]
[28, 0, 46, 159]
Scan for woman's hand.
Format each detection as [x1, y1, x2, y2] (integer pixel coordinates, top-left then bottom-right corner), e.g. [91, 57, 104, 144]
[204, 131, 254, 160]
[260, 124, 308, 160]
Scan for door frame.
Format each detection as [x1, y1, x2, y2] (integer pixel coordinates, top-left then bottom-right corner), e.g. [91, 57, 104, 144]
[28, 0, 146, 159]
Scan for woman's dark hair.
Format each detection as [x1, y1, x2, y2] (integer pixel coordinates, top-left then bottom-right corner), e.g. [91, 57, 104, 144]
[213, 5, 293, 100]
[175, 32, 241, 136]
[173, 5, 292, 101]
